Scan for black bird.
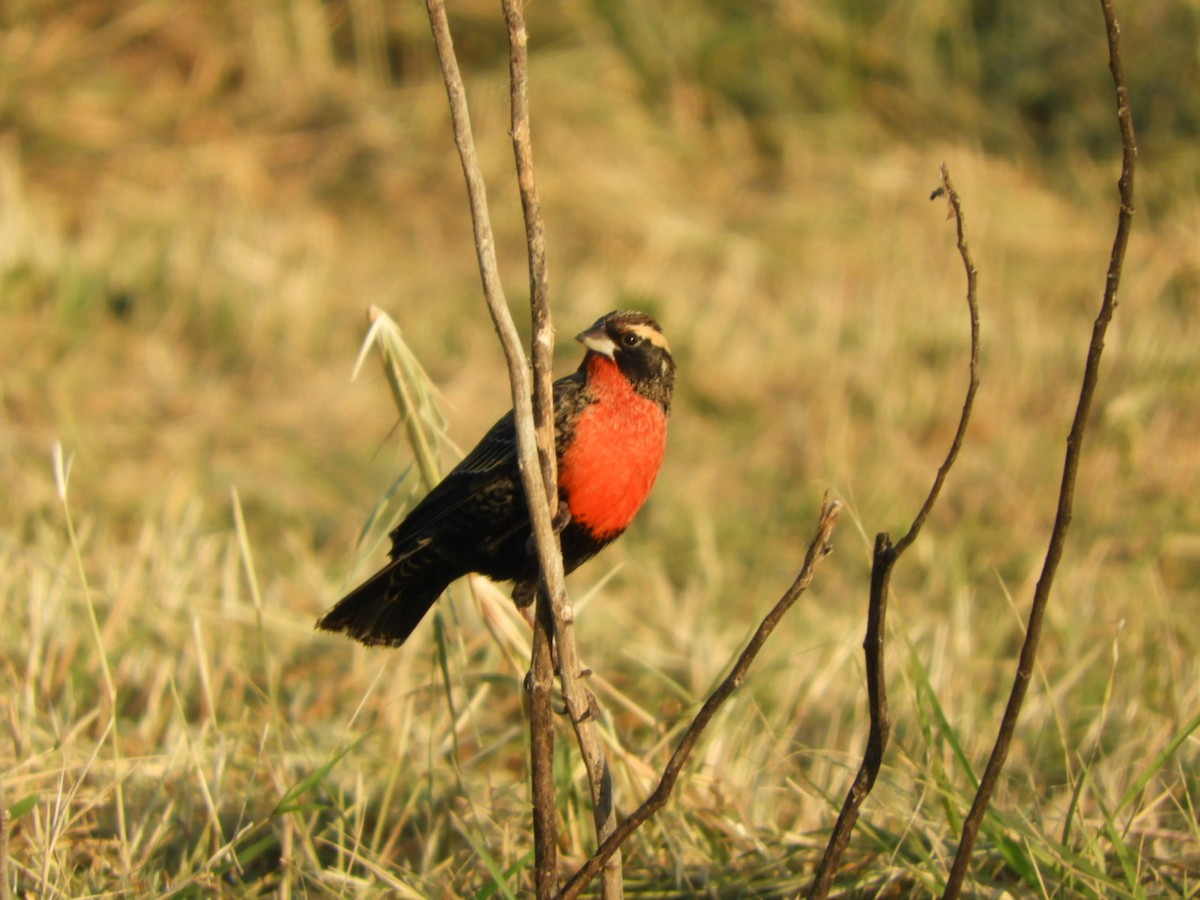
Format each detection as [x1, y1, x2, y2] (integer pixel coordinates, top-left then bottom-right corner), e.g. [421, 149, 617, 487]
[317, 311, 675, 647]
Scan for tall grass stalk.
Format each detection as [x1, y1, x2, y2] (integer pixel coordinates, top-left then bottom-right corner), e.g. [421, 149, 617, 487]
[50, 441, 130, 877]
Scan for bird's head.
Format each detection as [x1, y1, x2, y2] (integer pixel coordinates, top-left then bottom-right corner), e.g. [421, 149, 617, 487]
[576, 310, 675, 413]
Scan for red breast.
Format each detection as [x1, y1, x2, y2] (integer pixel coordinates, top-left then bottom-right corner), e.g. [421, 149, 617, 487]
[559, 354, 668, 539]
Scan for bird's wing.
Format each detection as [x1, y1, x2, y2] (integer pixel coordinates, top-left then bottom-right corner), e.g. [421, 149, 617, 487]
[387, 369, 588, 553]
[387, 412, 518, 551]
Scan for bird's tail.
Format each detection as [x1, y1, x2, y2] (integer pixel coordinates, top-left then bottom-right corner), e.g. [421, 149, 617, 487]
[316, 560, 451, 647]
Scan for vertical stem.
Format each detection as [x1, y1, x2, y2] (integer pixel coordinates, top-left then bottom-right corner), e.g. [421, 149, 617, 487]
[502, 2, 623, 896]
[529, 598, 559, 897]
[941, 2, 1135, 894]
[807, 536, 895, 898]
[501, 4, 563, 894]
[424, 1, 618, 894]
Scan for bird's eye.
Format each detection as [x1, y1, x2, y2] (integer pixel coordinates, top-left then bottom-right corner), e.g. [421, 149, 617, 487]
[619, 332, 640, 348]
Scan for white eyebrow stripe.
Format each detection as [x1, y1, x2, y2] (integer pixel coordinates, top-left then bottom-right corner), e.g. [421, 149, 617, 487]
[627, 323, 670, 352]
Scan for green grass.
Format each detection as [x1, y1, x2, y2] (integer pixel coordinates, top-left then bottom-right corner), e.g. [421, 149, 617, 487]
[3, 0, 1199, 896]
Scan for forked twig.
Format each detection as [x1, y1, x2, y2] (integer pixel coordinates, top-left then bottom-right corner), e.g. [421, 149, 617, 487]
[808, 164, 981, 899]
[423, 1, 571, 893]
[501, 2, 561, 893]
[941, 2, 1136, 894]
[500, 3, 624, 897]
[425, 2, 623, 895]
[557, 499, 842, 900]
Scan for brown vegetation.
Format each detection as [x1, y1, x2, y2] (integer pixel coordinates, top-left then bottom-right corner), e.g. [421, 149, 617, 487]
[2, 1, 1198, 895]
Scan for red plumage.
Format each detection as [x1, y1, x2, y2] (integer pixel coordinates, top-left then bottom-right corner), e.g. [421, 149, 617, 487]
[317, 310, 675, 647]
[560, 353, 669, 539]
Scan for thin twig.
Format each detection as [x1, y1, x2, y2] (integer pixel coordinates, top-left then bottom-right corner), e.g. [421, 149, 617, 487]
[942, 2, 1136, 895]
[423, 2, 573, 893]
[557, 499, 842, 900]
[808, 165, 981, 899]
[501, 0, 553, 502]
[896, 167, 980, 558]
[529, 591, 559, 897]
[500, 3, 562, 893]
[501, 4, 624, 896]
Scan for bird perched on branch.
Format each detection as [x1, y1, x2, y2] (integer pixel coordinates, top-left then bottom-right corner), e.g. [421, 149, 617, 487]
[317, 310, 675, 647]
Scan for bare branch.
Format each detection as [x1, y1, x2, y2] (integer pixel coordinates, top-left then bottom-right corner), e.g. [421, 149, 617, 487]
[896, 165, 981, 556]
[809, 164, 981, 899]
[501, 3, 624, 896]
[423, 2, 572, 892]
[942, 2, 1136, 894]
[528, 591, 559, 897]
[501, 3, 562, 893]
[502, 0, 554, 505]
[557, 499, 842, 900]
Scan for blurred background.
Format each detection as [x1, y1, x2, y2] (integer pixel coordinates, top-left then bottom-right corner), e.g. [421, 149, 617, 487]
[3, 0, 1198, 895]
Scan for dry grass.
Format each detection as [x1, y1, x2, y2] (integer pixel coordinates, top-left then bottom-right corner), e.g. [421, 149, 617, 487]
[2, 1, 1199, 896]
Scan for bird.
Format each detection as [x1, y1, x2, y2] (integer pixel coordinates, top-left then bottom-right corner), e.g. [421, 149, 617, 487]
[317, 310, 675, 647]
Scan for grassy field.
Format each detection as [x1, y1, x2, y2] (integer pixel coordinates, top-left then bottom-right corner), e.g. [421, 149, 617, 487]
[3, 1, 1199, 896]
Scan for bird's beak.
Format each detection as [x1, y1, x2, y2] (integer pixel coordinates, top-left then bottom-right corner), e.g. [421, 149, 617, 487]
[575, 324, 617, 360]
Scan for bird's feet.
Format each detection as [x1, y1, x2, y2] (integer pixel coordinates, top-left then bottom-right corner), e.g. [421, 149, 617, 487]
[512, 579, 537, 609]
[551, 501, 572, 535]
[522, 503, 572, 559]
